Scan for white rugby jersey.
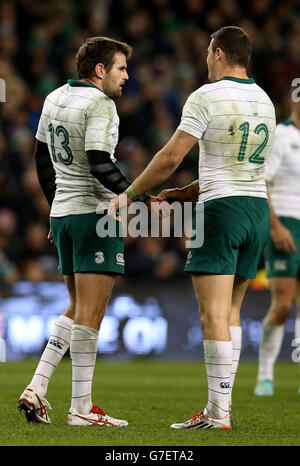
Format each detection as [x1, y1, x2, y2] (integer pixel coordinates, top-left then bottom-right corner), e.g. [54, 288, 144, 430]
[36, 79, 119, 217]
[265, 118, 300, 220]
[178, 76, 276, 203]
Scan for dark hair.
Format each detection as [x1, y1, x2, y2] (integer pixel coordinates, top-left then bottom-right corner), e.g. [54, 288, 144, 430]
[75, 36, 132, 79]
[211, 26, 251, 68]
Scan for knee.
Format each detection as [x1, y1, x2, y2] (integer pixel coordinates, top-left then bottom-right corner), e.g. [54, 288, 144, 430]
[76, 291, 110, 317]
[199, 307, 229, 333]
[269, 295, 295, 325]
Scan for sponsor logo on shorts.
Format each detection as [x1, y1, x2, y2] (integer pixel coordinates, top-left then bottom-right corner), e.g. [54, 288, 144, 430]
[95, 251, 105, 264]
[274, 260, 287, 271]
[116, 253, 125, 265]
[186, 251, 192, 264]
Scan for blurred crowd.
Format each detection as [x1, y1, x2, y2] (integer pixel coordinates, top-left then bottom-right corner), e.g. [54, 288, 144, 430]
[0, 0, 300, 284]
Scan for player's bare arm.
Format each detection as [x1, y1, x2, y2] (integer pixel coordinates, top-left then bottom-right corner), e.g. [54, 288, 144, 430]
[157, 179, 200, 203]
[33, 139, 56, 243]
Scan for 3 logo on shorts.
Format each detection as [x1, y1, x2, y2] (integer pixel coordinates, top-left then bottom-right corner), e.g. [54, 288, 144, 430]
[116, 253, 125, 265]
[95, 251, 105, 264]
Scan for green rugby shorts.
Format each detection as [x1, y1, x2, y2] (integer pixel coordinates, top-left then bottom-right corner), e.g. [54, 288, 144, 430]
[50, 212, 124, 276]
[264, 216, 300, 279]
[185, 196, 270, 279]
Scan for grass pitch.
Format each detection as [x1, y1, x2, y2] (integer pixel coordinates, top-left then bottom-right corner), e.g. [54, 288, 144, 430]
[0, 358, 299, 446]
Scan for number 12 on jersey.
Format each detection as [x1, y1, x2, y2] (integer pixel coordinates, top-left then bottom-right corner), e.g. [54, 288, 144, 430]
[237, 122, 269, 164]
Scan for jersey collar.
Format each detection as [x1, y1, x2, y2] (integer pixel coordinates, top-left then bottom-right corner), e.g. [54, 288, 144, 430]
[217, 76, 255, 84]
[281, 117, 296, 127]
[67, 79, 102, 91]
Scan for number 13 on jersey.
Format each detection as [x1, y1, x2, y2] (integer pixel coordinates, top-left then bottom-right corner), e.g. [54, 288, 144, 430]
[48, 123, 74, 166]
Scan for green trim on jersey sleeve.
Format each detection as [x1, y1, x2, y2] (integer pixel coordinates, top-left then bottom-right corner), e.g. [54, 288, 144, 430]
[217, 76, 255, 84]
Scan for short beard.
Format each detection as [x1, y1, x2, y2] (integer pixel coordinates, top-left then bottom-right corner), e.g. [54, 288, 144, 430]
[102, 82, 122, 99]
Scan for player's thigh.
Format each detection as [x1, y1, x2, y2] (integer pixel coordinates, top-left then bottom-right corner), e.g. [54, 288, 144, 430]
[192, 273, 235, 335]
[74, 272, 115, 314]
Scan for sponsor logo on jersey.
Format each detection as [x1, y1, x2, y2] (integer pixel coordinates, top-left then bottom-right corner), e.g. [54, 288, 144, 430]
[95, 251, 105, 264]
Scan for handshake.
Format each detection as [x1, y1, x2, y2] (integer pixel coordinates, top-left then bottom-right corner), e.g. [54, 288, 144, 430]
[108, 180, 199, 218]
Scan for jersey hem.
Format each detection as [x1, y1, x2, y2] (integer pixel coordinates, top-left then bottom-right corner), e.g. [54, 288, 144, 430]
[198, 192, 267, 203]
[50, 208, 100, 217]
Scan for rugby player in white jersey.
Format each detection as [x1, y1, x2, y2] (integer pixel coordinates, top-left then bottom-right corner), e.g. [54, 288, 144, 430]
[254, 100, 300, 396]
[110, 26, 276, 429]
[18, 37, 148, 426]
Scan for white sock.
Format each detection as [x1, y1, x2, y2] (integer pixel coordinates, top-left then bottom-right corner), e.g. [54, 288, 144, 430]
[295, 319, 300, 374]
[204, 339, 232, 419]
[70, 324, 99, 415]
[229, 326, 242, 409]
[30, 315, 73, 397]
[257, 319, 284, 382]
